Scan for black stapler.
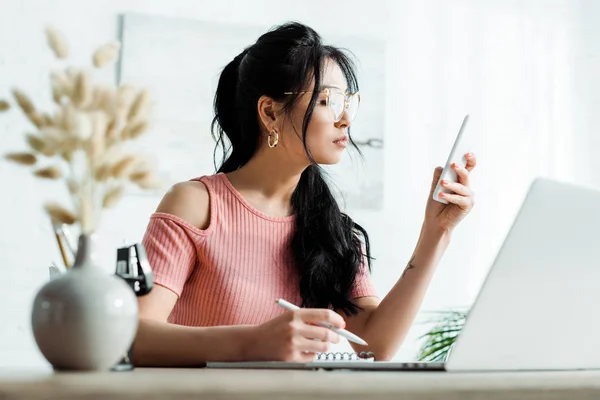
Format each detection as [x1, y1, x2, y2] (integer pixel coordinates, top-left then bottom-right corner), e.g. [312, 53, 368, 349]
[115, 243, 154, 296]
[112, 242, 154, 371]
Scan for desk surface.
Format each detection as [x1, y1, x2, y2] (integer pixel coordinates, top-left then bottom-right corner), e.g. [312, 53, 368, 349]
[1, 367, 600, 400]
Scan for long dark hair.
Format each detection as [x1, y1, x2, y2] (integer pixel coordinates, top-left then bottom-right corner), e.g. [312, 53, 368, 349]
[211, 22, 372, 315]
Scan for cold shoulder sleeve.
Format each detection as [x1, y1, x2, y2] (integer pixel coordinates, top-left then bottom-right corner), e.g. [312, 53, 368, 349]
[141, 212, 202, 297]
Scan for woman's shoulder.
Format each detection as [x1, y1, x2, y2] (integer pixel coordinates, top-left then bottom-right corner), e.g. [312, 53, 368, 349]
[154, 176, 214, 231]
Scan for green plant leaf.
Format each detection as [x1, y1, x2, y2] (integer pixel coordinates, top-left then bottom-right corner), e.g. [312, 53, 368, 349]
[420, 342, 456, 357]
[416, 309, 468, 362]
[418, 327, 463, 339]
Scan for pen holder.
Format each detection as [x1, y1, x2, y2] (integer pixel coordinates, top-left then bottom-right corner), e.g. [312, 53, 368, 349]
[111, 243, 154, 372]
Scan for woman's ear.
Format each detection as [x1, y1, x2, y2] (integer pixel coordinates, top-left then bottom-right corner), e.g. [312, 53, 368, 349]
[257, 95, 282, 132]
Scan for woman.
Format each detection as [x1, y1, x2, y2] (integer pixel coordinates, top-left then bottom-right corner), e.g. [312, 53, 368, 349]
[134, 21, 476, 366]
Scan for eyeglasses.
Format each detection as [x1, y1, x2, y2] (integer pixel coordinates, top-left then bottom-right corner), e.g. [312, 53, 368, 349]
[284, 87, 360, 123]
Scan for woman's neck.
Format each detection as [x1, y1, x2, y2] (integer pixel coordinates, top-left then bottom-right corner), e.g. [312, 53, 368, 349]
[225, 146, 307, 215]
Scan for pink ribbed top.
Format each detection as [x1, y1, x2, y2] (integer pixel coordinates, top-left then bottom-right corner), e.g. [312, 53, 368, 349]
[141, 173, 377, 327]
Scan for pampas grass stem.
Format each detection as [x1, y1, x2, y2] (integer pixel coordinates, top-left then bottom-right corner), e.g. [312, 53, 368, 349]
[12, 89, 35, 115]
[93, 42, 121, 68]
[102, 185, 123, 208]
[45, 26, 69, 59]
[5, 152, 37, 165]
[34, 165, 62, 179]
[45, 202, 77, 225]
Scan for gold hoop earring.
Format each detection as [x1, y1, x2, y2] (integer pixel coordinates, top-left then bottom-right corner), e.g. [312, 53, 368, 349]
[268, 129, 279, 148]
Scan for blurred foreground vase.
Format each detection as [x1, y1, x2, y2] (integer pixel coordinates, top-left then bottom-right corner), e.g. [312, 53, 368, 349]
[31, 233, 138, 371]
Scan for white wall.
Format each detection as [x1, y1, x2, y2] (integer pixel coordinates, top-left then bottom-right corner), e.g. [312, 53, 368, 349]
[1, 0, 598, 367]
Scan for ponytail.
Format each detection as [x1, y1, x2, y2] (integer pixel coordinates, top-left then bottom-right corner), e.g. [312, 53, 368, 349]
[211, 49, 254, 172]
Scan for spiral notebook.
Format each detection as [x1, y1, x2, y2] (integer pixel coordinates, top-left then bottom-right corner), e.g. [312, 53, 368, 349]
[206, 350, 445, 371]
[314, 351, 375, 361]
[206, 351, 375, 370]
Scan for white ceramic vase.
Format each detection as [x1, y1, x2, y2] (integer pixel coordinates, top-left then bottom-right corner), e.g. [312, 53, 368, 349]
[31, 233, 138, 371]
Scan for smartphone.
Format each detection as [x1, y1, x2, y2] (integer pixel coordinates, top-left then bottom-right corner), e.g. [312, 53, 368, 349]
[432, 114, 470, 204]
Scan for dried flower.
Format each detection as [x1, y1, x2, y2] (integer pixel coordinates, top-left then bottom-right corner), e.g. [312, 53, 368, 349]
[94, 164, 111, 182]
[41, 113, 53, 126]
[111, 154, 140, 178]
[89, 85, 113, 112]
[59, 104, 76, 133]
[54, 135, 79, 161]
[115, 84, 136, 121]
[72, 70, 92, 109]
[137, 176, 163, 190]
[61, 105, 92, 139]
[50, 71, 72, 104]
[102, 185, 124, 208]
[105, 118, 121, 146]
[67, 178, 79, 195]
[28, 112, 46, 129]
[12, 89, 35, 115]
[25, 134, 47, 154]
[130, 170, 162, 189]
[61, 150, 73, 163]
[1, 25, 161, 236]
[128, 89, 150, 122]
[93, 42, 121, 68]
[5, 152, 37, 165]
[34, 165, 62, 179]
[44, 202, 77, 225]
[45, 26, 69, 59]
[101, 87, 117, 112]
[38, 128, 65, 157]
[121, 120, 148, 140]
[129, 169, 148, 182]
[89, 112, 107, 159]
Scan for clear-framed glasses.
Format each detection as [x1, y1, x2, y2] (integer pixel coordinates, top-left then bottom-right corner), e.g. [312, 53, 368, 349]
[284, 87, 361, 123]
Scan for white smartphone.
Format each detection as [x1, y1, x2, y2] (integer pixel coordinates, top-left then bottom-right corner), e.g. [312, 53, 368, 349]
[432, 114, 470, 204]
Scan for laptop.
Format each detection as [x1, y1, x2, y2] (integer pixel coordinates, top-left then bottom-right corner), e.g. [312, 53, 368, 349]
[207, 177, 600, 372]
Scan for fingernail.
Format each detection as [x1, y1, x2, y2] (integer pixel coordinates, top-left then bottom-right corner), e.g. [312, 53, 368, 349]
[451, 163, 457, 169]
[439, 192, 445, 198]
[441, 180, 447, 185]
[466, 152, 473, 158]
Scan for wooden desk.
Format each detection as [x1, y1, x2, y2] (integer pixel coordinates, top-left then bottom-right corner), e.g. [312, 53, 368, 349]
[1, 367, 600, 400]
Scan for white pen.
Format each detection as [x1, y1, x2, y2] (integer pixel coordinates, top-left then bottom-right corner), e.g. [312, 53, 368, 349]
[275, 298, 368, 346]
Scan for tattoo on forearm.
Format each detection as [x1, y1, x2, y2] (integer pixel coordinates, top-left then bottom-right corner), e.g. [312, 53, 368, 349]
[402, 255, 416, 278]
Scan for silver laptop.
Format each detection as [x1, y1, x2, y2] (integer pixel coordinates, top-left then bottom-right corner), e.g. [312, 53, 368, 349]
[208, 178, 600, 372]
